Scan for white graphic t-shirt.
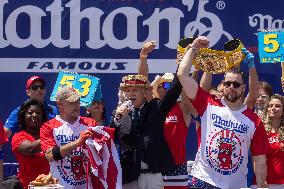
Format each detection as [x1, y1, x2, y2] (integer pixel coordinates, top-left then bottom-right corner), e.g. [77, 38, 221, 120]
[40, 116, 97, 189]
[190, 87, 269, 189]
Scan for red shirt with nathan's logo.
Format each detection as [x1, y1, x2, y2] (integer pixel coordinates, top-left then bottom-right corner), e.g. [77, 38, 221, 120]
[164, 103, 188, 164]
[40, 116, 97, 189]
[190, 87, 269, 189]
[266, 132, 284, 184]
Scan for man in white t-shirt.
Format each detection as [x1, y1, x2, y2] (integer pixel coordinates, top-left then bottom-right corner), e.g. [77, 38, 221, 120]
[177, 36, 270, 189]
[40, 87, 96, 189]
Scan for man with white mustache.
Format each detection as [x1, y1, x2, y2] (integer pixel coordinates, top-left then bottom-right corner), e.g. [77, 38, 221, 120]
[111, 73, 182, 189]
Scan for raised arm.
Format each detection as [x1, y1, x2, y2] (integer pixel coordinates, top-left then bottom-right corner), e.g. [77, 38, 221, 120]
[138, 40, 156, 77]
[177, 36, 209, 100]
[242, 48, 259, 109]
[191, 66, 212, 92]
[199, 72, 212, 92]
[244, 67, 259, 109]
[158, 71, 182, 117]
[191, 69, 199, 81]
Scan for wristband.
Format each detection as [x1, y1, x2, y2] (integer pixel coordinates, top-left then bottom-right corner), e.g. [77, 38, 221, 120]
[0, 150, 3, 160]
[52, 146, 63, 161]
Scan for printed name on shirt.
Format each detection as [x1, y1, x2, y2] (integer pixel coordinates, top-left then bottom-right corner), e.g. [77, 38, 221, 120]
[211, 114, 248, 133]
[165, 115, 178, 123]
[56, 134, 79, 144]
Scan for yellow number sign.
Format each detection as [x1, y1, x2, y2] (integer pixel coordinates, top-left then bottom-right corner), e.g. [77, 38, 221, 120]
[258, 31, 283, 63]
[263, 33, 280, 53]
[50, 71, 101, 107]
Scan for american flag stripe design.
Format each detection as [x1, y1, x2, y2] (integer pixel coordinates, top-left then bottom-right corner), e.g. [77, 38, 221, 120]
[85, 126, 122, 189]
[163, 163, 188, 187]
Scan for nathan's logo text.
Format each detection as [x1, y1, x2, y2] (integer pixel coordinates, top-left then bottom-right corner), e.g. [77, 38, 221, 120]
[249, 14, 284, 33]
[56, 134, 79, 145]
[0, 0, 231, 49]
[211, 114, 248, 133]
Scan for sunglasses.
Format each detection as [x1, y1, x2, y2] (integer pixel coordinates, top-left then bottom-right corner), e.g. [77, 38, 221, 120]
[223, 81, 243, 88]
[158, 82, 171, 89]
[31, 85, 45, 91]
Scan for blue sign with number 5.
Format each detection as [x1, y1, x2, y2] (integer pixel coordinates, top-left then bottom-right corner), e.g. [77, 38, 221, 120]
[50, 71, 102, 107]
[258, 31, 284, 63]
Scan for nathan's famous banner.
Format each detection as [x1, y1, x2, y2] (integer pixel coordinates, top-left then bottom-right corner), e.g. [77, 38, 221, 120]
[0, 0, 283, 73]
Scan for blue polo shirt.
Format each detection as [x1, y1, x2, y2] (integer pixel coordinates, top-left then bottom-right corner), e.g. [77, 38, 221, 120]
[4, 102, 58, 133]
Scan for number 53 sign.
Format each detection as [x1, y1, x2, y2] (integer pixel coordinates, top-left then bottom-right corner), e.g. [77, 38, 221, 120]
[258, 31, 284, 63]
[50, 71, 102, 107]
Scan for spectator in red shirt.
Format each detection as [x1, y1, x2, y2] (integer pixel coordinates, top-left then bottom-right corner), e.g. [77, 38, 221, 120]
[251, 94, 284, 189]
[11, 100, 50, 189]
[0, 120, 8, 182]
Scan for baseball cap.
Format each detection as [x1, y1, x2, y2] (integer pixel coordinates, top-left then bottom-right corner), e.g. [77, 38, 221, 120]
[26, 76, 45, 90]
[56, 86, 81, 102]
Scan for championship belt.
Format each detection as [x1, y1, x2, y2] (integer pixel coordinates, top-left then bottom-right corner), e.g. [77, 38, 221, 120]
[177, 38, 245, 74]
[176, 37, 196, 64]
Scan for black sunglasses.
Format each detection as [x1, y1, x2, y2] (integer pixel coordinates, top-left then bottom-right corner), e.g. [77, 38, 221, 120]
[223, 81, 243, 88]
[31, 85, 45, 91]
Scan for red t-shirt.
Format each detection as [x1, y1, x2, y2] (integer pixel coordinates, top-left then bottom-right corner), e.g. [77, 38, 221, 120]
[40, 116, 97, 189]
[0, 120, 8, 145]
[12, 131, 50, 189]
[266, 132, 284, 184]
[164, 103, 188, 164]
